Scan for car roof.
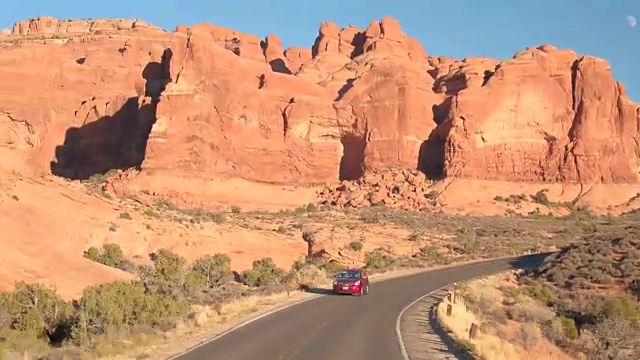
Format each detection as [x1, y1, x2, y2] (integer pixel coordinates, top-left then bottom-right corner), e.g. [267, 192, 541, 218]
[337, 269, 362, 274]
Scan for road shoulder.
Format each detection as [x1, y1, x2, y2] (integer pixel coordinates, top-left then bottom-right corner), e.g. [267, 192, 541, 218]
[400, 288, 474, 360]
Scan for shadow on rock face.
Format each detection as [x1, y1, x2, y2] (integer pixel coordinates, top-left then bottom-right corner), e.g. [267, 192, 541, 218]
[49, 49, 174, 180]
[339, 132, 366, 181]
[417, 96, 452, 180]
[269, 58, 292, 74]
[49, 97, 153, 180]
[418, 130, 446, 181]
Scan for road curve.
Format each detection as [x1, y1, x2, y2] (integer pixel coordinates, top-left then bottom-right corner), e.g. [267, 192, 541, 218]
[172, 253, 552, 360]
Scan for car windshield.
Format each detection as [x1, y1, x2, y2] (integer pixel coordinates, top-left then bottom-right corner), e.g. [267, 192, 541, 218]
[336, 270, 360, 279]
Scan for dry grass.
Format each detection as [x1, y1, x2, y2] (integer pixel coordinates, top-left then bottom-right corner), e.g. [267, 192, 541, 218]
[438, 273, 576, 360]
[110, 290, 311, 359]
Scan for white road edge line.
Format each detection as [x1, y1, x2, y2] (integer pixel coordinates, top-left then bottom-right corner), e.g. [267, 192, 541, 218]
[166, 293, 324, 359]
[169, 253, 538, 359]
[395, 268, 518, 360]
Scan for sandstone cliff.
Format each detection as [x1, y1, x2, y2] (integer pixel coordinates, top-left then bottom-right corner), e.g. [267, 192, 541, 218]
[1, 15, 638, 199]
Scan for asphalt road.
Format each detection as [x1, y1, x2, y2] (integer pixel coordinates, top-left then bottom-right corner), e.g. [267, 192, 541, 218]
[172, 253, 552, 360]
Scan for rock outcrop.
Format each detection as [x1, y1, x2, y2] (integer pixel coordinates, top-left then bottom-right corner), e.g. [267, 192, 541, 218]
[0, 15, 638, 205]
[434, 46, 640, 183]
[10, 16, 159, 36]
[317, 168, 438, 211]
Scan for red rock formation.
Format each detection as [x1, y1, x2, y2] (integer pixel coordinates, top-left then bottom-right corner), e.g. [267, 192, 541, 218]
[10, 16, 157, 35]
[0, 15, 638, 205]
[435, 45, 640, 183]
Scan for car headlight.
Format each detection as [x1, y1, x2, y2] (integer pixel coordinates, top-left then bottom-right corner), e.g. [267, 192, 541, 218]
[354, 280, 361, 286]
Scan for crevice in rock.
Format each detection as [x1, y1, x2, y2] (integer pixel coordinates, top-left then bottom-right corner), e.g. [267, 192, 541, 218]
[418, 129, 446, 180]
[431, 96, 452, 126]
[335, 78, 355, 101]
[174, 33, 192, 85]
[426, 68, 439, 81]
[281, 98, 294, 140]
[339, 122, 367, 181]
[563, 59, 585, 185]
[349, 32, 366, 59]
[418, 96, 453, 180]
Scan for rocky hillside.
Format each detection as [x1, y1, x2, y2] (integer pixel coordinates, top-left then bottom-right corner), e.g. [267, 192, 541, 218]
[1, 16, 639, 204]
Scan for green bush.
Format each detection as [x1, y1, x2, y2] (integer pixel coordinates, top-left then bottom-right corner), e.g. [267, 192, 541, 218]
[1, 282, 72, 342]
[593, 293, 640, 320]
[532, 189, 551, 206]
[304, 258, 345, 277]
[364, 250, 396, 272]
[519, 280, 555, 305]
[71, 280, 189, 344]
[144, 249, 188, 296]
[416, 245, 451, 265]
[83, 243, 133, 271]
[347, 240, 363, 252]
[242, 258, 286, 287]
[185, 254, 234, 292]
[0, 247, 295, 356]
[557, 316, 578, 340]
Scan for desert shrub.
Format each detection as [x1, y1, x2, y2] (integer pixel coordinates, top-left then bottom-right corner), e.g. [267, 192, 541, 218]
[359, 211, 382, 224]
[0, 282, 72, 343]
[415, 245, 451, 265]
[308, 258, 346, 277]
[286, 261, 329, 288]
[184, 254, 234, 293]
[517, 322, 542, 348]
[558, 316, 579, 339]
[531, 233, 640, 291]
[478, 321, 500, 336]
[592, 293, 640, 320]
[407, 231, 422, 242]
[70, 280, 189, 344]
[347, 240, 363, 252]
[469, 292, 499, 314]
[143, 249, 189, 296]
[83, 243, 134, 271]
[462, 288, 509, 324]
[506, 301, 554, 323]
[583, 316, 640, 360]
[543, 315, 579, 347]
[531, 189, 551, 206]
[364, 249, 396, 272]
[518, 280, 555, 305]
[242, 258, 286, 287]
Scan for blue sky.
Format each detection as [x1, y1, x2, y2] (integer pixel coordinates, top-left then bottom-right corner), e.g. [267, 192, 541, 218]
[2, 0, 639, 100]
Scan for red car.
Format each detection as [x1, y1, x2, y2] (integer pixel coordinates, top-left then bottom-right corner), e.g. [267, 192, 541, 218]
[332, 268, 369, 296]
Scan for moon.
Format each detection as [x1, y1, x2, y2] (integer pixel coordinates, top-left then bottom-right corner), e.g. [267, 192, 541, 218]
[626, 15, 637, 27]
